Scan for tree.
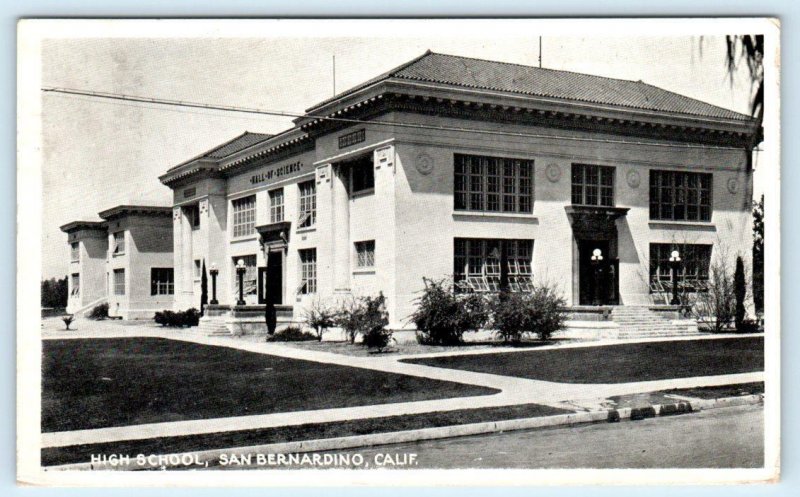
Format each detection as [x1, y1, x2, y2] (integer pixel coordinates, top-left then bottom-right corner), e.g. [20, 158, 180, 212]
[724, 35, 764, 121]
[752, 194, 764, 313]
[200, 260, 208, 316]
[41, 276, 68, 308]
[734, 256, 746, 330]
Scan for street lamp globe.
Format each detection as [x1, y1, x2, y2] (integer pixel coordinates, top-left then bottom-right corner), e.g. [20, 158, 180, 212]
[669, 250, 681, 262]
[591, 248, 603, 261]
[236, 259, 245, 269]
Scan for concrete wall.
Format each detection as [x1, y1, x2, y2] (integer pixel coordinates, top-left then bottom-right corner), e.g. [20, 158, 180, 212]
[65, 229, 108, 313]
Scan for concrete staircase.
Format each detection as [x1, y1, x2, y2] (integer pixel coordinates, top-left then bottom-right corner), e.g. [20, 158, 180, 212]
[198, 317, 230, 336]
[611, 306, 699, 339]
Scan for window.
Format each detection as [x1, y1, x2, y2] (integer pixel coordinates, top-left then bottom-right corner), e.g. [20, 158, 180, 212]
[151, 268, 174, 295]
[298, 180, 316, 229]
[113, 269, 125, 295]
[113, 231, 125, 255]
[454, 239, 533, 292]
[350, 156, 374, 194]
[194, 259, 202, 279]
[454, 154, 533, 214]
[650, 170, 712, 221]
[70, 273, 80, 297]
[572, 164, 615, 207]
[649, 243, 712, 288]
[355, 240, 375, 268]
[232, 196, 256, 237]
[185, 204, 200, 230]
[70, 242, 80, 262]
[232, 255, 257, 296]
[298, 248, 317, 294]
[269, 188, 284, 223]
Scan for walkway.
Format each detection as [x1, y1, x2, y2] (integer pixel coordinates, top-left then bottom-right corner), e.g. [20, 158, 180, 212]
[40, 319, 764, 449]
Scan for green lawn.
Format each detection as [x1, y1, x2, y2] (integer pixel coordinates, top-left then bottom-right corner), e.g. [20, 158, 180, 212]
[42, 338, 497, 433]
[42, 403, 571, 466]
[404, 337, 764, 383]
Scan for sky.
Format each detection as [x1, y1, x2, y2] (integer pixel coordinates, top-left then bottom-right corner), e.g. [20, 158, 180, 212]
[40, 33, 761, 279]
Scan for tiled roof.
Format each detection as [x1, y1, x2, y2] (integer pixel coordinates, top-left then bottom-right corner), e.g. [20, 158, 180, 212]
[308, 51, 751, 121]
[166, 132, 273, 172]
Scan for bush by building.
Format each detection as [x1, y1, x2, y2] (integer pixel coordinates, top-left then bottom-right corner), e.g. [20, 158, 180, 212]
[154, 308, 200, 328]
[489, 283, 567, 343]
[266, 326, 318, 342]
[303, 298, 339, 341]
[734, 256, 747, 331]
[411, 278, 489, 345]
[87, 302, 109, 320]
[336, 293, 390, 348]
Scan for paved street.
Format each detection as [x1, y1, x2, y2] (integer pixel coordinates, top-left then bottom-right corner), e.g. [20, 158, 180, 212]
[306, 405, 763, 470]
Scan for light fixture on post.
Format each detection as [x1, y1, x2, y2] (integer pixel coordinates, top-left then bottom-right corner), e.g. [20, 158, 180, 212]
[235, 259, 246, 306]
[668, 250, 682, 306]
[209, 262, 219, 305]
[590, 248, 604, 306]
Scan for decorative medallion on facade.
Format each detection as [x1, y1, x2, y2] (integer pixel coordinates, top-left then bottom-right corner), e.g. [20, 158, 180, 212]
[375, 146, 393, 168]
[727, 178, 739, 194]
[172, 207, 181, 221]
[415, 153, 434, 175]
[199, 199, 208, 215]
[545, 163, 561, 183]
[626, 169, 641, 188]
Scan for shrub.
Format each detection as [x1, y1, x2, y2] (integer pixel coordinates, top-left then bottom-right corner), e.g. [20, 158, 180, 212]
[336, 293, 390, 348]
[734, 256, 747, 331]
[410, 278, 489, 345]
[266, 326, 318, 342]
[154, 308, 200, 327]
[692, 259, 735, 332]
[489, 283, 567, 343]
[61, 315, 75, 330]
[303, 298, 339, 341]
[88, 302, 109, 320]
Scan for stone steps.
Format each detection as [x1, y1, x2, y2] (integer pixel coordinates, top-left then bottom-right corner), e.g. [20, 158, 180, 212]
[611, 306, 699, 339]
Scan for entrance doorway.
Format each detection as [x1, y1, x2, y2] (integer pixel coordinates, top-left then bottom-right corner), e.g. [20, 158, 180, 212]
[258, 251, 283, 305]
[578, 240, 619, 305]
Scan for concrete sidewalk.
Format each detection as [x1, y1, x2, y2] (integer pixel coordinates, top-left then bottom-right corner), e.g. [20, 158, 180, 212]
[40, 325, 763, 449]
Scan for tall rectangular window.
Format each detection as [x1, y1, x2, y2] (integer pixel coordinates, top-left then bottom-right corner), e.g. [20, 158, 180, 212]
[454, 154, 534, 214]
[70, 273, 80, 296]
[355, 240, 375, 268]
[151, 268, 174, 295]
[70, 242, 80, 262]
[571, 164, 615, 207]
[350, 156, 375, 195]
[298, 248, 317, 294]
[650, 170, 712, 221]
[113, 269, 125, 295]
[232, 255, 257, 297]
[184, 204, 200, 230]
[194, 259, 202, 279]
[649, 243, 712, 286]
[298, 180, 316, 229]
[113, 231, 125, 255]
[454, 238, 533, 293]
[269, 188, 284, 223]
[232, 195, 256, 237]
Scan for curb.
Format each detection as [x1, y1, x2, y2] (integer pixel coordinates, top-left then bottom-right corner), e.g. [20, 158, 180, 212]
[48, 394, 763, 471]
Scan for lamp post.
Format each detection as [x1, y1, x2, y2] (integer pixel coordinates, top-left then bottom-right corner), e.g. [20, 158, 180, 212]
[235, 259, 246, 306]
[590, 248, 604, 306]
[669, 250, 682, 306]
[209, 262, 219, 305]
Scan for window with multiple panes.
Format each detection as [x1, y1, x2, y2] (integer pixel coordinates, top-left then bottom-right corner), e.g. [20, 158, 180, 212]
[649, 170, 712, 221]
[298, 180, 316, 228]
[70, 242, 80, 262]
[649, 243, 712, 287]
[113, 231, 125, 255]
[355, 240, 375, 268]
[454, 154, 533, 214]
[269, 188, 284, 223]
[350, 156, 375, 195]
[70, 273, 80, 296]
[454, 238, 533, 293]
[150, 268, 174, 296]
[113, 269, 125, 295]
[571, 164, 615, 206]
[232, 195, 257, 237]
[232, 255, 257, 296]
[298, 248, 317, 294]
[185, 204, 200, 229]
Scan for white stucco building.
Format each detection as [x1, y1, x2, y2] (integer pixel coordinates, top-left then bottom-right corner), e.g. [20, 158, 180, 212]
[60, 205, 175, 319]
[158, 52, 761, 336]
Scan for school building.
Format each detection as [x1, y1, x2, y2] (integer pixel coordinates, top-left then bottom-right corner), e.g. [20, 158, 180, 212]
[156, 51, 761, 337]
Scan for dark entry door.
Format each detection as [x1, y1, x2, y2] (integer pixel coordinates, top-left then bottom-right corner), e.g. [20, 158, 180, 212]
[258, 251, 283, 305]
[578, 240, 618, 305]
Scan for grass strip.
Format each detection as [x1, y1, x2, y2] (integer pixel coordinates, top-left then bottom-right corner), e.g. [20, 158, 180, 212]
[42, 403, 572, 467]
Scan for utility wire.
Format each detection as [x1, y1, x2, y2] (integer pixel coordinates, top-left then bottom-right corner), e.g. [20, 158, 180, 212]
[42, 86, 752, 151]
